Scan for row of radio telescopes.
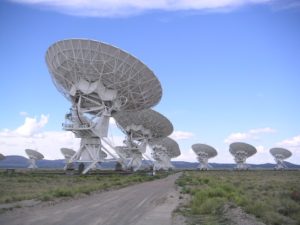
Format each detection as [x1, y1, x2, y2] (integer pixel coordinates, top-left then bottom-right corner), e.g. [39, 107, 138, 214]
[0, 142, 292, 171]
[192, 143, 292, 170]
[0, 39, 293, 173]
[45, 38, 179, 174]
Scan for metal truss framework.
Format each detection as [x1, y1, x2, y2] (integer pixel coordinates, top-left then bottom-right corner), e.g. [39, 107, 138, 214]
[25, 149, 44, 169]
[46, 39, 163, 174]
[229, 142, 257, 170]
[192, 144, 217, 170]
[270, 148, 292, 170]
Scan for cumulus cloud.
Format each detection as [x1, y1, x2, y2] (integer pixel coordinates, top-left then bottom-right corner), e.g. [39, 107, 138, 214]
[0, 114, 80, 159]
[15, 114, 49, 137]
[10, 0, 275, 17]
[170, 130, 194, 140]
[224, 127, 276, 144]
[277, 135, 300, 151]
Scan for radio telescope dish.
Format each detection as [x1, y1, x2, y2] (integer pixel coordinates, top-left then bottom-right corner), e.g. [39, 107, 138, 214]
[25, 149, 44, 169]
[115, 146, 143, 171]
[229, 142, 256, 170]
[46, 39, 162, 113]
[192, 144, 217, 170]
[0, 153, 5, 161]
[150, 137, 180, 171]
[270, 147, 292, 170]
[61, 148, 76, 170]
[113, 109, 173, 156]
[113, 109, 173, 141]
[46, 39, 163, 174]
[150, 137, 180, 158]
[61, 148, 76, 159]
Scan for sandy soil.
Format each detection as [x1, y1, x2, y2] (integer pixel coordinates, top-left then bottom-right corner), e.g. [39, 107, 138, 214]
[223, 203, 266, 225]
[0, 173, 181, 225]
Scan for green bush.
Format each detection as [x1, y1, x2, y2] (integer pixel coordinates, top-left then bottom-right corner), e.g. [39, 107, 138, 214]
[175, 171, 300, 225]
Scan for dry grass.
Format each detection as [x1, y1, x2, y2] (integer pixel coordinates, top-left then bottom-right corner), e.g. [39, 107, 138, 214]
[0, 170, 168, 204]
[176, 170, 300, 225]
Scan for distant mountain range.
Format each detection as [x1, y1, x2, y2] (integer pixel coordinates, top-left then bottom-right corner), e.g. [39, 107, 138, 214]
[0, 155, 299, 169]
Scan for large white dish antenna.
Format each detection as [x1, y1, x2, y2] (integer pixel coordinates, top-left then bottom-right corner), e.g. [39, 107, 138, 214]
[115, 146, 143, 171]
[25, 149, 44, 160]
[270, 147, 292, 170]
[61, 148, 76, 159]
[192, 144, 217, 158]
[45, 39, 162, 113]
[229, 142, 256, 157]
[270, 148, 292, 159]
[149, 137, 180, 171]
[191, 144, 217, 170]
[229, 142, 256, 170]
[25, 149, 44, 169]
[150, 137, 180, 158]
[113, 109, 173, 140]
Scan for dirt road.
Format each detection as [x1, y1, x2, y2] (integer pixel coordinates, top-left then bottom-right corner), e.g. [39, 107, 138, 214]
[0, 173, 181, 225]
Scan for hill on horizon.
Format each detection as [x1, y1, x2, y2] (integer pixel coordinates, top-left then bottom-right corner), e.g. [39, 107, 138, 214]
[0, 155, 299, 170]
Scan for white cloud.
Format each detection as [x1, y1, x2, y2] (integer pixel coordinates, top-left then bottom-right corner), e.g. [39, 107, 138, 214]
[10, 0, 274, 17]
[170, 130, 194, 140]
[15, 114, 49, 137]
[277, 135, 300, 151]
[0, 114, 80, 159]
[224, 127, 276, 144]
[249, 127, 276, 134]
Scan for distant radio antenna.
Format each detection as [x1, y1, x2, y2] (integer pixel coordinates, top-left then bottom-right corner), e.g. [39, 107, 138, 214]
[270, 147, 292, 170]
[150, 137, 181, 171]
[25, 149, 44, 169]
[229, 142, 256, 170]
[192, 144, 217, 170]
[113, 109, 173, 171]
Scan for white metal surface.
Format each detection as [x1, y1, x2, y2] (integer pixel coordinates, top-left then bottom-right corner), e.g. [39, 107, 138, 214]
[270, 147, 292, 170]
[60, 148, 76, 170]
[192, 144, 217, 170]
[113, 109, 173, 141]
[115, 146, 143, 171]
[46, 39, 162, 112]
[25, 149, 44, 169]
[150, 137, 180, 170]
[113, 109, 173, 170]
[46, 39, 163, 174]
[229, 142, 257, 170]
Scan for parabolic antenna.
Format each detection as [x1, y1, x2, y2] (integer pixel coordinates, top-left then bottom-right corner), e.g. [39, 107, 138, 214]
[0, 153, 5, 161]
[113, 109, 173, 141]
[25, 149, 44, 169]
[25, 149, 44, 160]
[46, 39, 163, 174]
[61, 148, 76, 159]
[270, 147, 292, 170]
[192, 144, 217, 170]
[150, 137, 180, 158]
[45, 39, 162, 113]
[115, 146, 143, 171]
[149, 137, 180, 171]
[229, 142, 257, 170]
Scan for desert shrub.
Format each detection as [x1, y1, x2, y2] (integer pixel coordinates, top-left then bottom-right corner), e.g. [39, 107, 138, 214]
[51, 188, 74, 197]
[176, 171, 300, 225]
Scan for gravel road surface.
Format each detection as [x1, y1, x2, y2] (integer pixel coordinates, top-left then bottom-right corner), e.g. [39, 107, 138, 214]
[0, 173, 181, 225]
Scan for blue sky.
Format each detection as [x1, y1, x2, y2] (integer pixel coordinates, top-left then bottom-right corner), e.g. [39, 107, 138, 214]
[0, 0, 299, 164]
